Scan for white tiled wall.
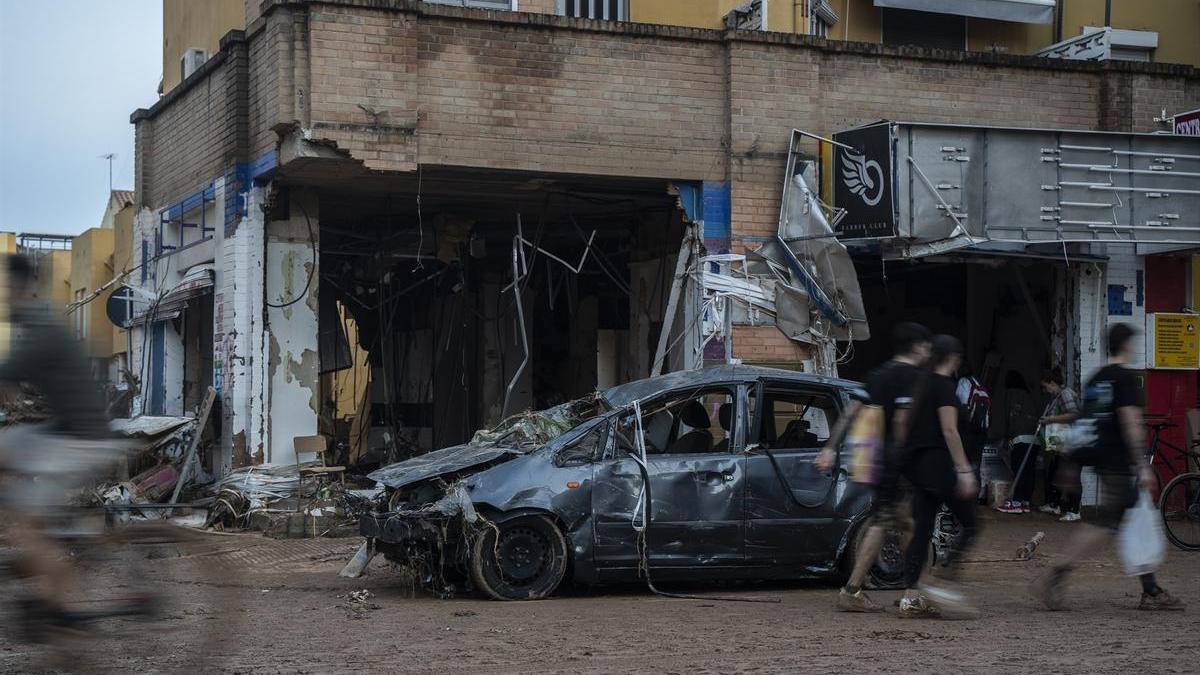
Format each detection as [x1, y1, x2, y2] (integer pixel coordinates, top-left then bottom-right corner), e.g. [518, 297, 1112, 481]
[1074, 244, 1146, 506]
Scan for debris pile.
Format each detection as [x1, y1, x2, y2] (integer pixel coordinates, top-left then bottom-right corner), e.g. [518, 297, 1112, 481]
[338, 589, 381, 620]
[0, 383, 49, 426]
[205, 462, 321, 528]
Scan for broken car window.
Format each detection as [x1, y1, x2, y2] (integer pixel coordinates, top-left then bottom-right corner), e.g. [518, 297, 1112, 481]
[759, 388, 840, 450]
[611, 387, 737, 456]
[555, 421, 607, 466]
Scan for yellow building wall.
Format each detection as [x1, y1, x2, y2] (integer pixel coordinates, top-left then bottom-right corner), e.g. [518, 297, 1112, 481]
[111, 206, 135, 357]
[69, 228, 116, 357]
[162, 0, 245, 93]
[835, 0, 1199, 65]
[33, 250, 72, 314]
[0, 233, 15, 361]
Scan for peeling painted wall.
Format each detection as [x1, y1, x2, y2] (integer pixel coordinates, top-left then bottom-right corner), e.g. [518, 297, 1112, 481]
[264, 190, 320, 464]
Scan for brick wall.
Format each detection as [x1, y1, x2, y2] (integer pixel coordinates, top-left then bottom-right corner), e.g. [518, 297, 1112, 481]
[133, 32, 253, 210]
[137, 1, 1198, 218]
[732, 325, 813, 365]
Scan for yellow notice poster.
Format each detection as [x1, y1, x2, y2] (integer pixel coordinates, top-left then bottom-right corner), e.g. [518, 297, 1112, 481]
[1150, 313, 1200, 370]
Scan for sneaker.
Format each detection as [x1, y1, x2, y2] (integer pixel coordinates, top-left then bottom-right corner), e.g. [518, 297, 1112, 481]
[1138, 590, 1186, 611]
[1031, 568, 1068, 611]
[1038, 504, 1061, 516]
[897, 595, 940, 619]
[996, 500, 1024, 514]
[922, 584, 980, 620]
[1059, 511, 1081, 522]
[1021, 502, 1032, 513]
[837, 587, 884, 613]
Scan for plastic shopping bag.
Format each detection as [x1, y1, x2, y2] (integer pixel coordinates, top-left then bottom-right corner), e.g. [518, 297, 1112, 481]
[1117, 490, 1166, 577]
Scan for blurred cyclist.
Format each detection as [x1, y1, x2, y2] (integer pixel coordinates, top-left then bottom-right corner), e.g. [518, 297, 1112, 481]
[1, 253, 116, 633]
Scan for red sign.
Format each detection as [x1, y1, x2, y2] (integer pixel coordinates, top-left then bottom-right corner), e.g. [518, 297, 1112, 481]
[1174, 108, 1200, 135]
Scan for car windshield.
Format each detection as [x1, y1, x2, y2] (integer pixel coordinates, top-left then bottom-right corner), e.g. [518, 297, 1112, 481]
[469, 393, 609, 448]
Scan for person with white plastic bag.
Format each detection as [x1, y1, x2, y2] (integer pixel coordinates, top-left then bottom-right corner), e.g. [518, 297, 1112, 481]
[1118, 490, 1166, 576]
[1031, 324, 1184, 611]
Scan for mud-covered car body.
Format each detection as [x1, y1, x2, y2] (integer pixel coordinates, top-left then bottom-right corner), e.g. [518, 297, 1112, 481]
[360, 365, 876, 598]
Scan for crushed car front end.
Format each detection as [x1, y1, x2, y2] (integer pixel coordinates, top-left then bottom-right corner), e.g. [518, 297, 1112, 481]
[355, 395, 608, 597]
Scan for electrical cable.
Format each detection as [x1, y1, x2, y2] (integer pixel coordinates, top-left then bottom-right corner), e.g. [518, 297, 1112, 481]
[626, 398, 780, 604]
[266, 200, 316, 309]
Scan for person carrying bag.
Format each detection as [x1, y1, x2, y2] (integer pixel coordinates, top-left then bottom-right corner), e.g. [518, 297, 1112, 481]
[1032, 324, 1183, 611]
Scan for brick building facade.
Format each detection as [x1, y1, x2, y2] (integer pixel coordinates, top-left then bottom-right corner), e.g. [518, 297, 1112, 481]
[128, 0, 1198, 473]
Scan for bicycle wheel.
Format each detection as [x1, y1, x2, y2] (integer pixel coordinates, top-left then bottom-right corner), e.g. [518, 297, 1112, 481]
[1159, 472, 1200, 552]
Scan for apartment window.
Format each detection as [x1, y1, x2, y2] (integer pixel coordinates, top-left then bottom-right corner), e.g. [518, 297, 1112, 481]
[560, 0, 628, 22]
[881, 8, 966, 50]
[74, 289, 87, 341]
[726, 0, 765, 30]
[809, 0, 838, 38]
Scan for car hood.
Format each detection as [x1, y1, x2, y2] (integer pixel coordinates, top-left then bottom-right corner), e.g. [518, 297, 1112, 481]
[367, 443, 527, 490]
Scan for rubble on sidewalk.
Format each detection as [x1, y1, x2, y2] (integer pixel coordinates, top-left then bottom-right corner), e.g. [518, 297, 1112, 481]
[204, 463, 362, 539]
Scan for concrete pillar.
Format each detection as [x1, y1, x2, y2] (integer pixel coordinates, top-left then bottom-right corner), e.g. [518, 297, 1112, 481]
[264, 190, 320, 465]
[217, 185, 268, 468]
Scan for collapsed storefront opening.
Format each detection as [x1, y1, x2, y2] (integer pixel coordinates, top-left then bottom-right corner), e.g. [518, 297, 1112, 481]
[278, 163, 700, 470]
[840, 250, 1090, 444]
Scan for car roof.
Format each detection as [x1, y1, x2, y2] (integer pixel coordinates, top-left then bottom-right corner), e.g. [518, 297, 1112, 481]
[602, 364, 863, 408]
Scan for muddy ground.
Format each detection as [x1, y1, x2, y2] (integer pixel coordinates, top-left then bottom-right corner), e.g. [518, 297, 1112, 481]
[2, 510, 1196, 674]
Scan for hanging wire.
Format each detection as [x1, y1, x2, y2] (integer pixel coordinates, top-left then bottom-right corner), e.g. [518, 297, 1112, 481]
[266, 200, 317, 309]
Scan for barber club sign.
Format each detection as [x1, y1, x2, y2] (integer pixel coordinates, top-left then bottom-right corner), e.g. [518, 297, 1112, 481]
[832, 123, 897, 239]
[1174, 108, 1200, 136]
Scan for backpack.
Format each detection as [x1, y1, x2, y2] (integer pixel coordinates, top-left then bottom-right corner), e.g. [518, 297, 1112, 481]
[959, 376, 991, 433]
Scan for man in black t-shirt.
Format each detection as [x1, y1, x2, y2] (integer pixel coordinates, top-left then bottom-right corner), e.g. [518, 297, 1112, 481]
[818, 322, 931, 613]
[1032, 324, 1184, 611]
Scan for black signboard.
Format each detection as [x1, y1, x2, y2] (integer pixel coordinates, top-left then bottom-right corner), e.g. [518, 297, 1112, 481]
[832, 123, 896, 239]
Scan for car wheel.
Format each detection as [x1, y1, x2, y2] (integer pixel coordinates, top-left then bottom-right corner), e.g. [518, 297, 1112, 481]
[470, 515, 568, 601]
[841, 522, 907, 589]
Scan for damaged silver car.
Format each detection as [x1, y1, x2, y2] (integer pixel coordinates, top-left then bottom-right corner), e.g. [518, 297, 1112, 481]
[355, 365, 892, 600]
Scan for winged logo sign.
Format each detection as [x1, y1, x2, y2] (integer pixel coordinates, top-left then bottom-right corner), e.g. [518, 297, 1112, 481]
[833, 123, 896, 239]
[840, 148, 884, 206]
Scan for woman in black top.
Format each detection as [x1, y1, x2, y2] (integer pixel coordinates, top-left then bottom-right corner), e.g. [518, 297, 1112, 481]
[897, 335, 980, 618]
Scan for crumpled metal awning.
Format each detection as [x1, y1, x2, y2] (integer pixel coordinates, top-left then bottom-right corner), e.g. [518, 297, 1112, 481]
[132, 264, 214, 325]
[874, 0, 1054, 24]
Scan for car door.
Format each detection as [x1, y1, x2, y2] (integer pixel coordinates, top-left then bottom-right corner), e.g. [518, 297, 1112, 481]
[591, 384, 746, 571]
[744, 379, 845, 568]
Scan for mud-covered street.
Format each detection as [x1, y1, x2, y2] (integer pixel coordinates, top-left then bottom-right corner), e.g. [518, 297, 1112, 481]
[2, 511, 1195, 674]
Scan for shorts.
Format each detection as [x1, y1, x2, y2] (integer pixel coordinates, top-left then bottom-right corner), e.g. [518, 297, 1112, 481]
[1093, 469, 1138, 532]
[866, 478, 904, 530]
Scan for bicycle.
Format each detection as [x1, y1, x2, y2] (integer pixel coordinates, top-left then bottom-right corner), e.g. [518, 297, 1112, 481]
[1147, 420, 1200, 552]
[0, 436, 244, 671]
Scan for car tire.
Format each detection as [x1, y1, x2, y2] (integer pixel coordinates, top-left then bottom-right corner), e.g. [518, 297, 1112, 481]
[840, 521, 907, 590]
[470, 514, 568, 601]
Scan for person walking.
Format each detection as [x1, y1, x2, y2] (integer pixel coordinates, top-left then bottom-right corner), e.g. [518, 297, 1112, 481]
[1032, 324, 1184, 611]
[895, 335, 980, 619]
[1037, 367, 1081, 521]
[817, 322, 932, 613]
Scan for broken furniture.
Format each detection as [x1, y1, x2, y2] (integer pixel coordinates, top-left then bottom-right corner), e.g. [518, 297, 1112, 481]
[295, 434, 345, 511]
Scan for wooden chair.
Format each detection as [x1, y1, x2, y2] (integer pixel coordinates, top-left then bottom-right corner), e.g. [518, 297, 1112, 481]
[295, 435, 345, 508]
